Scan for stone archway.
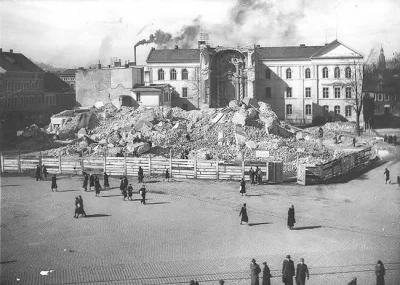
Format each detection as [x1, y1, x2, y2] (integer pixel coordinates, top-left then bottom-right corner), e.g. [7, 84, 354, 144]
[210, 50, 247, 108]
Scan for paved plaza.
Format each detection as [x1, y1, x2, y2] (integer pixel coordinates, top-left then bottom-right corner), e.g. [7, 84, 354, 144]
[1, 158, 400, 285]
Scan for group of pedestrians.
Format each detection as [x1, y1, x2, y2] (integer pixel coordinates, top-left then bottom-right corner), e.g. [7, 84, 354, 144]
[383, 134, 397, 144]
[83, 172, 108, 196]
[35, 164, 48, 181]
[249, 167, 264, 185]
[74, 195, 87, 218]
[119, 175, 147, 204]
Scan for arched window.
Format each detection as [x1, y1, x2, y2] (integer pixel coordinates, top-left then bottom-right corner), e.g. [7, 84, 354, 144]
[305, 104, 312, 115]
[322, 67, 329, 78]
[345, 106, 352, 117]
[286, 68, 292, 79]
[345, 67, 352, 78]
[334, 105, 340, 115]
[158, 69, 164, 80]
[170, 69, 177, 80]
[334, 67, 340, 78]
[305, 68, 311, 78]
[286, 104, 293, 115]
[181, 69, 188, 80]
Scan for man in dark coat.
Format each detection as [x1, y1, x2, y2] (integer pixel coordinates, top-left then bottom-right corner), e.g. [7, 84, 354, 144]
[296, 258, 309, 285]
[138, 167, 144, 183]
[257, 168, 263, 185]
[139, 184, 146, 204]
[250, 258, 261, 285]
[89, 174, 95, 190]
[119, 177, 124, 192]
[42, 164, 48, 180]
[287, 205, 296, 230]
[240, 177, 246, 196]
[36, 165, 41, 181]
[375, 260, 385, 285]
[262, 261, 272, 285]
[239, 203, 248, 225]
[94, 175, 101, 197]
[83, 172, 89, 191]
[249, 167, 255, 185]
[384, 168, 390, 184]
[165, 169, 170, 182]
[282, 255, 295, 285]
[51, 174, 58, 192]
[255, 166, 260, 185]
[103, 172, 109, 188]
[127, 184, 133, 201]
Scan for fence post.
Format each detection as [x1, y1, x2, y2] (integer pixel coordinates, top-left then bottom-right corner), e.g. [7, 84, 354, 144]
[103, 155, 107, 174]
[58, 155, 62, 174]
[194, 152, 197, 179]
[124, 156, 127, 176]
[216, 159, 219, 180]
[1, 152, 5, 173]
[241, 151, 245, 179]
[169, 149, 172, 178]
[18, 151, 21, 173]
[39, 151, 42, 169]
[148, 154, 152, 176]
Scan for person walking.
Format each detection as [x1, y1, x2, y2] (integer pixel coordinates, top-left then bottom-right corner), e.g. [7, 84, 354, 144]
[42, 164, 48, 180]
[250, 258, 261, 285]
[138, 166, 144, 183]
[282, 255, 295, 285]
[240, 177, 246, 196]
[352, 137, 356, 147]
[139, 184, 146, 205]
[296, 258, 309, 285]
[257, 168, 263, 185]
[74, 196, 81, 218]
[77, 195, 86, 217]
[239, 203, 249, 225]
[94, 175, 101, 197]
[122, 186, 127, 201]
[375, 260, 385, 285]
[123, 176, 128, 190]
[255, 166, 260, 185]
[165, 169, 170, 182]
[262, 261, 272, 285]
[249, 167, 255, 185]
[82, 172, 89, 191]
[89, 174, 95, 191]
[119, 177, 125, 193]
[384, 168, 391, 184]
[103, 172, 109, 189]
[51, 174, 58, 192]
[35, 165, 41, 181]
[127, 184, 133, 201]
[287, 205, 296, 230]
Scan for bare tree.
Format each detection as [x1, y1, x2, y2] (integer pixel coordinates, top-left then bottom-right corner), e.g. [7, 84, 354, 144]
[187, 67, 201, 108]
[344, 59, 364, 136]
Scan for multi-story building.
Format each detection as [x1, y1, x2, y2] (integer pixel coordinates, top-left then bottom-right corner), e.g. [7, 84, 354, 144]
[59, 69, 77, 90]
[0, 48, 75, 127]
[144, 40, 364, 124]
[363, 47, 400, 116]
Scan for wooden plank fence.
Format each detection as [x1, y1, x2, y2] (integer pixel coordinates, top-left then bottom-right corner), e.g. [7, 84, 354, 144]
[0, 153, 284, 182]
[297, 147, 373, 185]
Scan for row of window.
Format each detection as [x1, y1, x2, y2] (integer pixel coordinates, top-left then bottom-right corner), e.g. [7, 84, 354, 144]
[0, 95, 56, 109]
[374, 93, 398, 101]
[272, 66, 353, 80]
[62, 77, 75, 81]
[0, 81, 43, 93]
[285, 104, 353, 117]
[265, 86, 353, 99]
[158, 69, 189, 81]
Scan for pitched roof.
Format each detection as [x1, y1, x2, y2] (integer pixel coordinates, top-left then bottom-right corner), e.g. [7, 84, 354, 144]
[61, 69, 77, 75]
[0, 52, 44, 72]
[311, 39, 363, 58]
[44, 72, 74, 92]
[257, 45, 323, 60]
[147, 48, 200, 63]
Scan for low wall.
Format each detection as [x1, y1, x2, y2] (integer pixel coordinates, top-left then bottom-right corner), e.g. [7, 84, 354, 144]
[0, 154, 283, 183]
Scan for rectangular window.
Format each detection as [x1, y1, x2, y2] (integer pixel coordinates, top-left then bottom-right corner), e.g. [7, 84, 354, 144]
[286, 87, 292, 98]
[182, 87, 188, 98]
[378, 94, 383, 101]
[305, 104, 312, 115]
[345, 106, 352, 117]
[265, 68, 271, 79]
[346, 87, 352, 98]
[265, 87, 271, 98]
[384, 94, 389, 101]
[305, 87, 311, 98]
[286, 104, 292, 115]
[334, 87, 341, 98]
[323, 87, 329, 98]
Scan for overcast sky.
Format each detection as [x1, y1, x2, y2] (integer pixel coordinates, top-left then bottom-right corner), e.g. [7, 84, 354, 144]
[1, 0, 399, 68]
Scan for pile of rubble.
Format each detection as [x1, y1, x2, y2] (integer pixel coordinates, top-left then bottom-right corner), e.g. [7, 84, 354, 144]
[17, 99, 378, 173]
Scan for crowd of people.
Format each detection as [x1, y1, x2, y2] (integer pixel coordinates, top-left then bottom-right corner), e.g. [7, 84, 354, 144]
[383, 134, 397, 144]
[35, 164, 48, 181]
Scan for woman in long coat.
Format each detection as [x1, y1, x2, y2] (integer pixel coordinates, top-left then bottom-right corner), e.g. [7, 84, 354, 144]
[51, 175, 58, 192]
[262, 262, 272, 285]
[103, 172, 109, 188]
[89, 174, 95, 190]
[119, 177, 124, 192]
[287, 205, 295, 230]
[240, 178, 246, 196]
[83, 173, 89, 191]
[375, 260, 385, 285]
[239, 203, 248, 225]
[94, 176, 101, 197]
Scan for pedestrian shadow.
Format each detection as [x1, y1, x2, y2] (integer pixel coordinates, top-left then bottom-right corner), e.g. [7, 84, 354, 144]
[2, 185, 21, 187]
[144, 180, 161, 184]
[246, 194, 261, 197]
[84, 214, 111, 218]
[101, 194, 122, 197]
[146, 202, 170, 205]
[58, 189, 81, 192]
[292, 226, 322, 230]
[0, 260, 17, 264]
[248, 222, 272, 226]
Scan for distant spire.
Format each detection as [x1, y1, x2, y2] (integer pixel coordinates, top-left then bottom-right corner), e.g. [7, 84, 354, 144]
[378, 45, 386, 69]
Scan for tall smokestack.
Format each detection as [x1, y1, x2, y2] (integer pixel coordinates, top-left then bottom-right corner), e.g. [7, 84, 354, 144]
[133, 46, 137, 66]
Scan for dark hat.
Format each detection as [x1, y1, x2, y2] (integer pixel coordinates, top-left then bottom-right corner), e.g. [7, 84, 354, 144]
[286, 255, 291, 259]
[300, 258, 304, 262]
[251, 258, 256, 262]
[262, 262, 267, 265]
[219, 280, 225, 285]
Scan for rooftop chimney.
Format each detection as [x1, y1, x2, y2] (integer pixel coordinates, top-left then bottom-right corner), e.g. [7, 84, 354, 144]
[174, 45, 179, 49]
[10, 49, 13, 53]
[98, 60, 101, 69]
[133, 46, 137, 66]
[114, 60, 121, 67]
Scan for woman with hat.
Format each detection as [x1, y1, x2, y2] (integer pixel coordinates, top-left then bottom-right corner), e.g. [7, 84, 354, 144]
[262, 261, 272, 285]
[375, 260, 385, 285]
[239, 203, 249, 225]
[287, 205, 296, 230]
